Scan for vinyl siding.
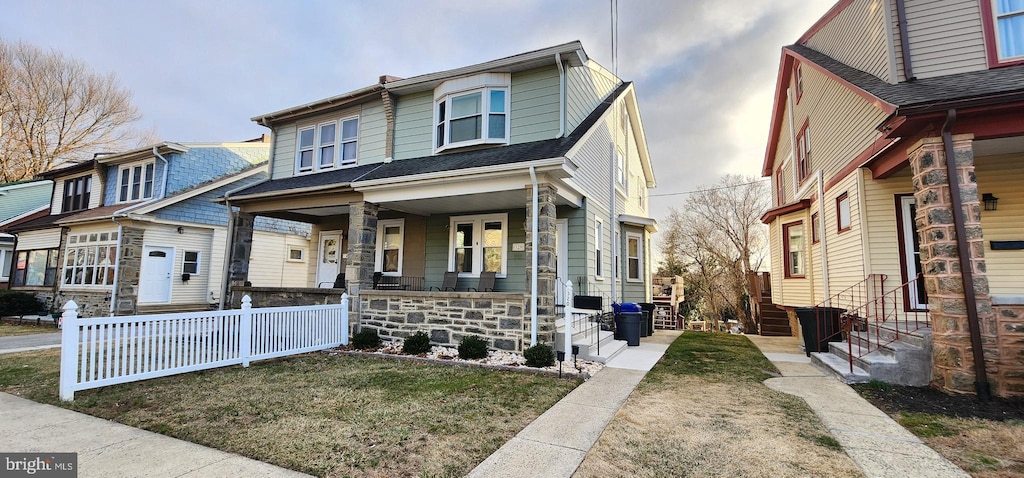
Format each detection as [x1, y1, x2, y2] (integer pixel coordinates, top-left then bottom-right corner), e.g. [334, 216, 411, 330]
[209, 227, 227, 302]
[897, 0, 987, 80]
[620, 225, 647, 303]
[269, 102, 383, 178]
[50, 171, 102, 215]
[806, 0, 892, 82]
[143, 224, 213, 305]
[584, 203, 612, 299]
[509, 66, 561, 143]
[392, 91, 434, 160]
[822, 173, 866, 294]
[559, 206, 589, 291]
[862, 168, 913, 309]
[976, 153, 1024, 296]
[771, 209, 814, 307]
[16, 229, 62, 250]
[566, 61, 620, 135]
[247, 230, 310, 288]
[422, 210, 527, 292]
[271, 124, 296, 180]
[358, 101, 387, 162]
[0, 181, 51, 222]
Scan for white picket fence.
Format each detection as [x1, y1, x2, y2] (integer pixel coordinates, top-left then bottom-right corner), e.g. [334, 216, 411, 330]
[59, 294, 350, 401]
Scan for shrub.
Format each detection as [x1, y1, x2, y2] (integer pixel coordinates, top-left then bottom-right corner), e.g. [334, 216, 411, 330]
[524, 343, 555, 368]
[351, 328, 382, 350]
[402, 331, 431, 355]
[0, 291, 45, 317]
[458, 335, 489, 360]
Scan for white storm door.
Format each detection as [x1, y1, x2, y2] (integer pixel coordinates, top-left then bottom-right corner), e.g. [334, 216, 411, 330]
[139, 246, 174, 303]
[899, 196, 928, 310]
[317, 231, 342, 287]
[555, 219, 568, 305]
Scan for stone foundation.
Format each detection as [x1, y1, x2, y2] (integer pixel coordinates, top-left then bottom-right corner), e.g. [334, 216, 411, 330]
[229, 287, 346, 309]
[993, 299, 1024, 397]
[358, 290, 531, 352]
[46, 290, 112, 318]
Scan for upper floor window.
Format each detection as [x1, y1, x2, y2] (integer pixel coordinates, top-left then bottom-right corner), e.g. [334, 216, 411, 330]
[435, 88, 509, 152]
[616, 150, 628, 193]
[794, 63, 804, 101]
[796, 122, 811, 183]
[297, 117, 359, 173]
[62, 175, 91, 213]
[775, 166, 785, 206]
[118, 162, 155, 203]
[989, 0, 1024, 63]
[837, 192, 852, 232]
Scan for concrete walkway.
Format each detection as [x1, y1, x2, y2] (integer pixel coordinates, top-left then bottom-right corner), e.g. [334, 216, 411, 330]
[0, 393, 310, 477]
[0, 331, 62, 354]
[746, 335, 968, 478]
[467, 330, 682, 478]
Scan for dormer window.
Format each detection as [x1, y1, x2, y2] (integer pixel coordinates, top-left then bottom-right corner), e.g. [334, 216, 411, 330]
[118, 161, 155, 202]
[297, 117, 359, 174]
[433, 72, 511, 153]
[61, 175, 91, 212]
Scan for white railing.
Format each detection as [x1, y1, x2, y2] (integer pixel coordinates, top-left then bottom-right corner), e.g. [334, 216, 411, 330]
[59, 294, 349, 401]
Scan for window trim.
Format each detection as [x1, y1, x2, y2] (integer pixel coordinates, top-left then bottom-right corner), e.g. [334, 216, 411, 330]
[614, 230, 621, 279]
[62, 231, 119, 288]
[0, 248, 13, 281]
[836, 192, 852, 233]
[594, 218, 604, 280]
[794, 62, 804, 102]
[796, 121, 811, 183]
[295, 116, 359, 174]
[447, 213, 508, 278]
[62, 175, 92, 213]
[626, 232, 643, 282]
[981, 0, 1024, 67]
[375, 219, 405, 276]
[287, 246, 306, 263]
[182, 250, 201, 276]
[783, 221, 806, 279]
[117, 161, 155, 203]
[434, 87, 510, 153]
[811, 212, 820, 244]
[775, 165, 785, 206]
[13, 248, 59, 287]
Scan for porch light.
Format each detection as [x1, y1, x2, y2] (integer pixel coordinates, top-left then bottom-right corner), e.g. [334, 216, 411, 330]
[982, 193, 999, 211]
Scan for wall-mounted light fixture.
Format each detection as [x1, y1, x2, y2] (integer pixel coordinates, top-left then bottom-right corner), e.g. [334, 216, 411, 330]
[982, 193, 999, 211]
[177, 226, 185, 234]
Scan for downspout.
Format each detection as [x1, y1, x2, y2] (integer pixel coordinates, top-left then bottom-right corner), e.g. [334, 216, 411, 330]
[941, 109, 990, 400]
[529, 166, 539, 346]
[895, 0, 915, 81]
[555, 53, 565, 138]
[108, 146, 169, 315]
[817, 170, 830, 303]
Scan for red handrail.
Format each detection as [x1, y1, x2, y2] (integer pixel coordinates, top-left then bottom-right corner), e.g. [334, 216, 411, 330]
[841, 273, 930, 373]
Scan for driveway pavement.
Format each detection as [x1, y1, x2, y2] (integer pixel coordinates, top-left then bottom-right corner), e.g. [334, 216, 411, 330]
[0, 332, 62, 354]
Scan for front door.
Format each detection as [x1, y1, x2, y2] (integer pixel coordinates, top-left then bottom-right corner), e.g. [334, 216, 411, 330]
[317, 231, 342, 288]
[898, 196, 928, 310]
[555, 219, 568, 305]
[139, 246, 174, 303]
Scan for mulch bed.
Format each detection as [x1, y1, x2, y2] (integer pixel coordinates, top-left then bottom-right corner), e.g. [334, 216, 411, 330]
[853, 383, 1024, 421]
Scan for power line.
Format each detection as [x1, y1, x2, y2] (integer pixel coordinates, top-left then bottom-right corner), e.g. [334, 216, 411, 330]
[648, 179, 770, 198]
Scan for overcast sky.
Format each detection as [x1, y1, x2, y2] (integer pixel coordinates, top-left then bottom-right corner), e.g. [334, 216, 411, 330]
[2, 0, 834, 257]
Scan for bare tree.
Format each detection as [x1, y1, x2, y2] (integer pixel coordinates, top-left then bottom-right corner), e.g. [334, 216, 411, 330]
[0, 39, 142, 182]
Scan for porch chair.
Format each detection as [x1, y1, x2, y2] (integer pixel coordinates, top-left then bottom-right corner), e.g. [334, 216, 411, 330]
[430, 271, 458, 291]
[469, 271, 496, 292]
[332, 273, 346, 289]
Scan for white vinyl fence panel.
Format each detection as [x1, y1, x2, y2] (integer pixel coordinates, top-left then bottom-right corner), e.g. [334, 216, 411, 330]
[59, 294, 349, 401]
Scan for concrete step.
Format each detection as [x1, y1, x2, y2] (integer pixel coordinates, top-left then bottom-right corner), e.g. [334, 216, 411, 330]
[810, 352, 871, 383]
[555, 325, 628, 363]
[821, 335, 931, 386]
[851, 322, 931, 349]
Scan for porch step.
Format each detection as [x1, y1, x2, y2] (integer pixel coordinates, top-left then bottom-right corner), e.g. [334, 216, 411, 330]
[136, 303, 213, 315]
[810, 352, 871, 383]
[811, 326, 932, 386]
[758, 303, 792, 337]
[555, 322, 628, 363]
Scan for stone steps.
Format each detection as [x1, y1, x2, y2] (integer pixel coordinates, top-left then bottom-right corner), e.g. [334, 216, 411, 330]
[810, 325, 932, 386]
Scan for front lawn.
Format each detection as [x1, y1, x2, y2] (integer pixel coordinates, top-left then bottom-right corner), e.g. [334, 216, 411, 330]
[0, 321, 59, 337]
[575, 332, 861, 477]
[0, 349, 580, 477]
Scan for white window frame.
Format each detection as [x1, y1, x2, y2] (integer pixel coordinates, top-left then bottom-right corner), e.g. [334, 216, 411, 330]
[117, 160, 155, 203]
[0, 248, 12, 281]
[375, 219, 405, 276]
[182, 250, 201, 275]
[614, 230, 621, 278]
[626, 232, 643, 281]
[287, 246, 306, 263]
[295, 116, 359, 174]
[448, 213, 508, 278]
[62, 231, 119, 287]
[434, 87, 510, 153]
[992, 0, 1024, 62]
[594, 218, 604, 280]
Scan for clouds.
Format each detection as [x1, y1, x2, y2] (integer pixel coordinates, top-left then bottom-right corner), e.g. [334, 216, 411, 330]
[0, 0, 834, 234]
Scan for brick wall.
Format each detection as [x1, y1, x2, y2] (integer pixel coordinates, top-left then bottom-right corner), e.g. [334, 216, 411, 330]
[358, 290, 528, 352]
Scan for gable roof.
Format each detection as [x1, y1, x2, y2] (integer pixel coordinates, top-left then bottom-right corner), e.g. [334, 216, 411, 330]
[226, 82, 632, 201]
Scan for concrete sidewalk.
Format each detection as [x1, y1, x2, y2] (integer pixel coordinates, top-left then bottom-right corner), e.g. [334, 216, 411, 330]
[0, 393, 310, 477]
[467, 330, 681, 478]
[0, 331, 62, 354]
[747, 335, 968, 478]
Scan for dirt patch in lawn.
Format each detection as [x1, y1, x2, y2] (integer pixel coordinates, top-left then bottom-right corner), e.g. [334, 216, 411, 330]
[854, 383, 1024, 476]
[575, 333, 860, 477]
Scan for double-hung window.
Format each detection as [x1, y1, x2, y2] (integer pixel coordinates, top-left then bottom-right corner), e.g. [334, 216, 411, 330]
[435, 88, 508, 152]
[118, 162, 155, 202]
[182, 251, 200, 275]
[375, 219, 404, 275]
[595, 219, 604, 278]
[62, 175, 91, 212]
[449, 214, 507, 277]
[783, 221, 805, 278]
[297, 117, 359, 173]
[796, 123, 811, 183]
[63, 231, 118, 286]
[837, 192, 852, 232]
[626, 233, 642, 281]
[985, 0, 1024, 64]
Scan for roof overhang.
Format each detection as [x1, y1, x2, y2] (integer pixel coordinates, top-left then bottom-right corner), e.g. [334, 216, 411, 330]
[618, 214, 658, 233]
[95, 142, 189, 165]
[251, 84, 385, 127]
[761, 199, 811, 224]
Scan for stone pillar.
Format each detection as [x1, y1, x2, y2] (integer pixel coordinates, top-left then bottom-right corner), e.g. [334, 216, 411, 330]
[525, 183, 558, 344]
[228, 212, 255, 290]
[908, 134, 996, 394]
[114, 226, 145, 316]
[345, 201, 379, 294]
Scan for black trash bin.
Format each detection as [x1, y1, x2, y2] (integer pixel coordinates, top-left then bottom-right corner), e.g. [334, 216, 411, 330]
[795, 306, 845, 356]
[638, 303, 656, 337]
[613, 302, 642, 346]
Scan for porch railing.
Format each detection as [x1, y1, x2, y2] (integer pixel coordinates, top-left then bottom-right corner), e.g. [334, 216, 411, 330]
[803, 274, 886, 360]
[841, 273, 930, 372]
[59, 294, 350, 401]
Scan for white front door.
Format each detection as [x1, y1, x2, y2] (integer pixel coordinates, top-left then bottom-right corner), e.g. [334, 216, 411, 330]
[899, 196, 928, 310]
[555, 219, 569, 305]
[317, 231, 342, 287]
[139, 246, 174, 303]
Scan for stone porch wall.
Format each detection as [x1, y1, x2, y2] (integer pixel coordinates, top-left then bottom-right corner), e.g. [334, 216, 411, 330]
[229, 286, 345, 309]
[993, 298, 1024, 397]
[358, 290, 531, 352]
[40, 290, 112, 318]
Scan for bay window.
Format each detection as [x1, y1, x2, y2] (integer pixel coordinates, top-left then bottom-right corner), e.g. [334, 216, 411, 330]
[449, 214, 507, 277]
[435, 88, 509, 152]
[63, 231, 118, 286]
[296, 117, 359, 173]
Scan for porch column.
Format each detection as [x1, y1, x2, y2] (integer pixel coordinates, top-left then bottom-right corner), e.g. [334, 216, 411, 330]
[228, 212, 255, 297]
[346, 201, 379, 294]
[114, 225, 145, 316]
[526, 183, 558, 344]
[908, 134, 996, 394]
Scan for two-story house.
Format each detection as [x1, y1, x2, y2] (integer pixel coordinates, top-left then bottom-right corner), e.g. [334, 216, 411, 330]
[0, 180, 53, 288]
[4, 138, 312, 317]
[760, 0, 1024, 397]
[220, 41, 658, 357]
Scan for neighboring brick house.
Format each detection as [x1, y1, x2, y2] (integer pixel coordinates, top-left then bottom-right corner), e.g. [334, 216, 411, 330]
[0, 180, 53, 288]
[760, 0, 1024, 396]
[4, 139, 311, 317]
[220, 41, 658, 359]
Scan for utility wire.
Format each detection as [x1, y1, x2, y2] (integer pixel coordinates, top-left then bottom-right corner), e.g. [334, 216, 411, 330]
[648, 179, 770, 198]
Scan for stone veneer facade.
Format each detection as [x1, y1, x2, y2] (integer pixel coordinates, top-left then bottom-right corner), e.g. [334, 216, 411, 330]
[113, 225, 145, 316]
[358, 290, 528, 352]
[229, 286, 345, 309]
[525, 183, 558, 345]
[993, 300, 1024, 396]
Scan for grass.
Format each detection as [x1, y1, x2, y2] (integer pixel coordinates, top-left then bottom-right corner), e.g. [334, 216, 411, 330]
[575, 333, 861, 477]
[0, 348, 580, 477]
[895, 413, 1024, 476]
[0, 321, 59, 337]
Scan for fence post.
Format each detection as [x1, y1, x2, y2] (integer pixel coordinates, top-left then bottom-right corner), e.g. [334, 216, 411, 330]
[240, 295, 252, 367]
[340, 293, 350, 346]
[563, 280, 573, 357]
[59, 300, 79, 402]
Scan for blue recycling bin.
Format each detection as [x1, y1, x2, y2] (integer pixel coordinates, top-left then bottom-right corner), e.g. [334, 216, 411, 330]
[612, 302, 642, 346]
